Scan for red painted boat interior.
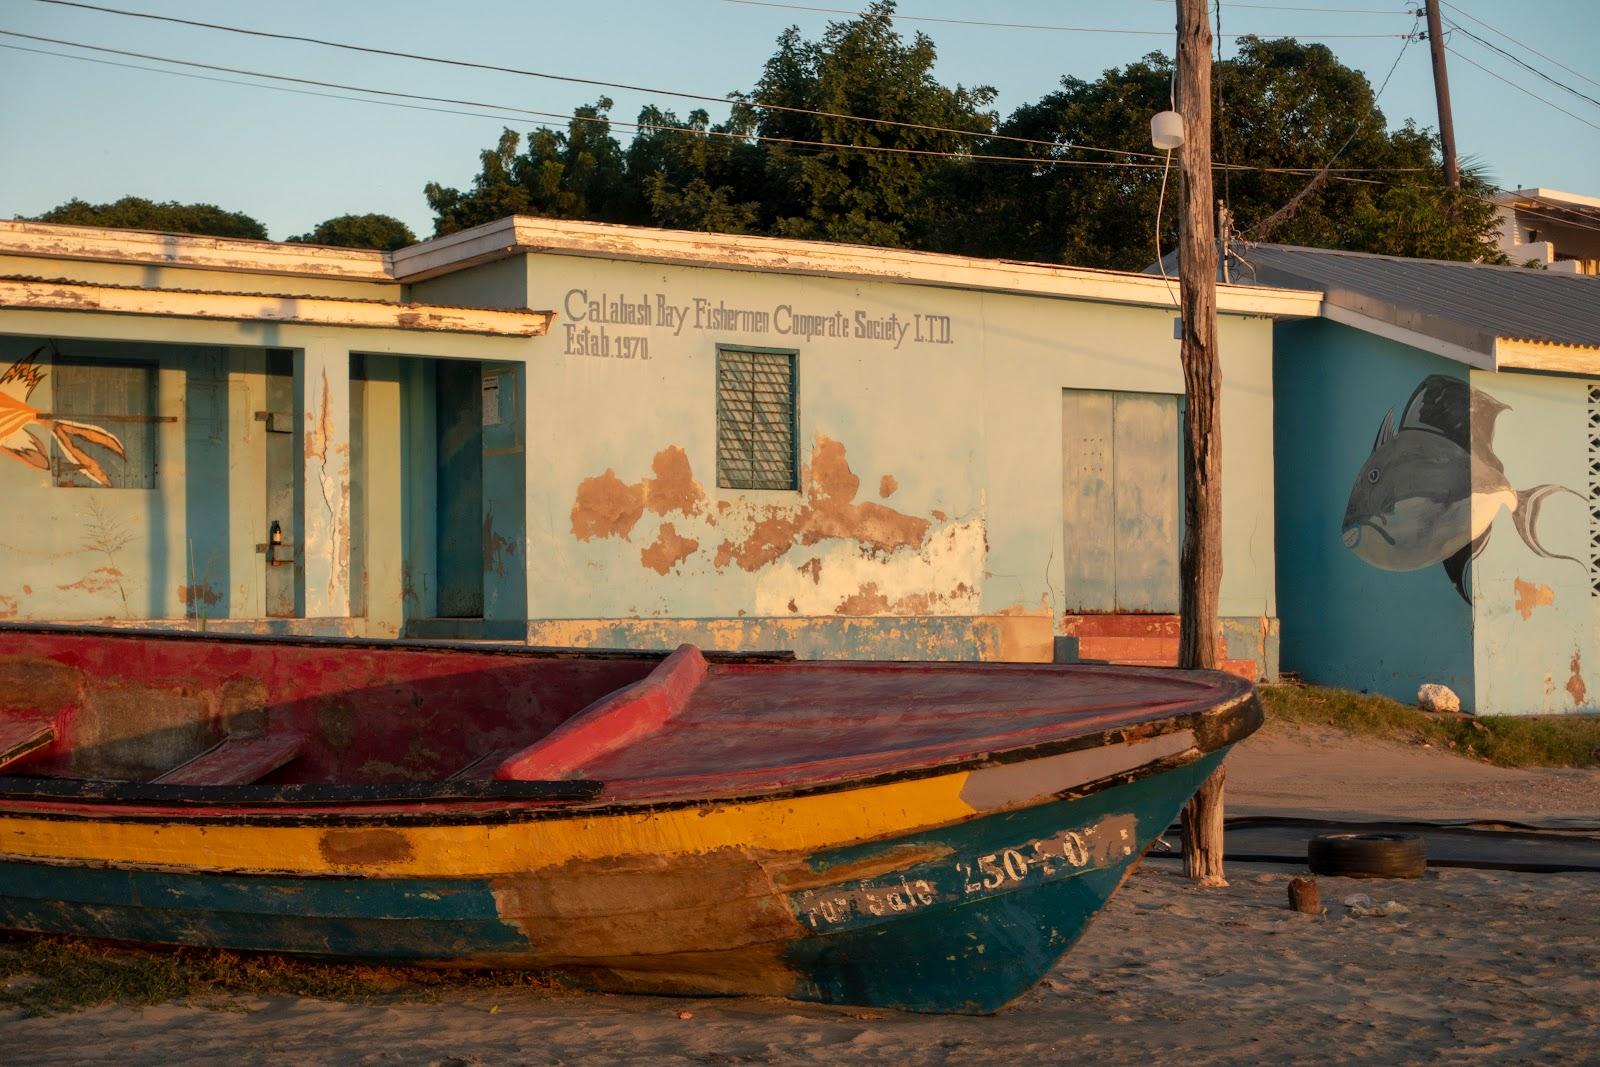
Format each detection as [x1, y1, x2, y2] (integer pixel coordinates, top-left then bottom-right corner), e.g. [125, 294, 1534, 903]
[0, 628, 1250, 799]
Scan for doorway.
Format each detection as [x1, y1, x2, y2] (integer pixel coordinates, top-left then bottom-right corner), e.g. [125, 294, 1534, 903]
[1061, 388, 1181, 613]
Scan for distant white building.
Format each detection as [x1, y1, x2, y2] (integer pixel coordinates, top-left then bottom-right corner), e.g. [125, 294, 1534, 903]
[1494, 187, 1600, 274]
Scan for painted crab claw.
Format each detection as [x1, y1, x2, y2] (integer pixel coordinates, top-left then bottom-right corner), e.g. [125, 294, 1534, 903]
[1, 427, 50, 472]
[52, 419, 127, 488]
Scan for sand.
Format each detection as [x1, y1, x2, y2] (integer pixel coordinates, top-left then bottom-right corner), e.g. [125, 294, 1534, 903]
[6, 726, 1598, 1065]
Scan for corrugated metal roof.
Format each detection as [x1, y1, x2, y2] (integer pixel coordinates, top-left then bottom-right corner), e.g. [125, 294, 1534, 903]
[1237, 244, 1600, 352]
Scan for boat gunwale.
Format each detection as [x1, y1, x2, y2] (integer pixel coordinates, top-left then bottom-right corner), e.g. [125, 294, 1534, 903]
[0, 686, 1261, 826]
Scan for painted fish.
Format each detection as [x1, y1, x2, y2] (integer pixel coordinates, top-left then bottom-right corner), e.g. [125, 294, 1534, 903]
[1341, 374, 1582, 601]
[1, 347, 128, 487]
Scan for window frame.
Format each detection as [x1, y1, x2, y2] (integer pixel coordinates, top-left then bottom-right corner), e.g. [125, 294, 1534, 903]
[715, 344, 800, 493]
[48, 354, 160, 490]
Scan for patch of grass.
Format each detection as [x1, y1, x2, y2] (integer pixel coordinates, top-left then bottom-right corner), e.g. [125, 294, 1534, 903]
[0, 933, 559, 1017]
[1260, 683, 1600, 769]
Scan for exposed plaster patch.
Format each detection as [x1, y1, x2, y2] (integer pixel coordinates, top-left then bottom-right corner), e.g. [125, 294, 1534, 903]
[713, 436, 931, 572]
[753, 517, 985, 618]
[641, 522, 700, 576]
[58, 567, 124, 595]
[1567, 650, 1587, 707]
[879, 474, 897, 498]
[1512, 577, 1555, 621]
[0, 594, 15, 619]
[572, 469, 646, 541]
[643, 446, 705, 518]
[835, 583, 892, 616]
[176, 582, 222, 607]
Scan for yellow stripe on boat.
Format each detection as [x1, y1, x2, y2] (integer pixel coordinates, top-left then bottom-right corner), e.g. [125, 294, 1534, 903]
[0, 771, 980, 876]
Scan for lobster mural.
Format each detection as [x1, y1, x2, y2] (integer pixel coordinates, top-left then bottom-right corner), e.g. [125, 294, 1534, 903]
[0, 347, 128, 487]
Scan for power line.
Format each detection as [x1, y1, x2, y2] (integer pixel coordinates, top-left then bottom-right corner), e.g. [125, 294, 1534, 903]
[0, 26, 1430, 179]
[24, 0, 1166, 166]
[0, 30, 1176, 176]
[1443, 21, 1600, 113]
[1444, 45, 1600, 135]
[723, 0, 1416, 36]
[1439, 0, 1600, 93]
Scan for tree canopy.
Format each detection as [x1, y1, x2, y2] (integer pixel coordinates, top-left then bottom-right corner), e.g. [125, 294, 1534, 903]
[27, 196, 268, 240]
[287, 213, 417, 251]
[421, 7, 1502, 267]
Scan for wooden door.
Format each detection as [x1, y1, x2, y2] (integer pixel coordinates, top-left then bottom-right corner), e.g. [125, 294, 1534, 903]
[1062, 389, 1180, 613]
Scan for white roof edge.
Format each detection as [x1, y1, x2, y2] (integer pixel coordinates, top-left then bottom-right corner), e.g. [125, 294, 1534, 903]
[1494, 336, 1600, 375]
[394, 216, 1323, 317]
[1501, 187, 1600, 212]
[1322, 304, 1496, 370]
[0, 219, 394, 282]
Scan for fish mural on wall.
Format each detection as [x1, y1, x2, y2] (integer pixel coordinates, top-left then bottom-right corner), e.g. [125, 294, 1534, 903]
[1342, 374, 1582, 602]
[0, 347, 128, 487]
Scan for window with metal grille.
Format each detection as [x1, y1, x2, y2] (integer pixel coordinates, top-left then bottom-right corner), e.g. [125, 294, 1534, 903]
[50, 357, 158, 489]
[717, 346, 797, 491]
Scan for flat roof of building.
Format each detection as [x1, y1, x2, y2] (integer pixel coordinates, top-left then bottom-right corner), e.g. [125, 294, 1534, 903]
[0, 216, 1323, 320]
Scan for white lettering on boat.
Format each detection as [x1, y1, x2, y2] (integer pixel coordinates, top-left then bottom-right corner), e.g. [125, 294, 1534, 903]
[794, 812, 1138, 930]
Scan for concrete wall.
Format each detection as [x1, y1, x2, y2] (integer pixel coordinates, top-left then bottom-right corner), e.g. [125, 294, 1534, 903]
[0, 336, 259, 624]
[508, 253, 1279, 662]
[1274, 320, 1476, 705]
[1467, 370, 1597, 714]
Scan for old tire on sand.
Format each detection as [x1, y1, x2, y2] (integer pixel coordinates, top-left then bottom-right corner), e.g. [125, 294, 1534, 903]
[1307, 832, 1426, 879]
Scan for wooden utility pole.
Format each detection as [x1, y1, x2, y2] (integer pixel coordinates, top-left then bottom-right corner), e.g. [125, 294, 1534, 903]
[1175, 0, 1227, 888]
[1423, 0, 1461, 187]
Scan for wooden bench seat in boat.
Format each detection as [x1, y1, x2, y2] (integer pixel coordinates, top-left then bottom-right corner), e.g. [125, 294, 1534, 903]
[0, 711, 55, 772]
[495, 643, 708, 781]
[153, 733, 308, 786]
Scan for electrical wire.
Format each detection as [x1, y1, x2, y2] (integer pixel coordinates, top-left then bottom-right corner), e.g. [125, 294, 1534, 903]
[1443, 21, 1600, 113]
[1154, 148, 1180, 308]
[1440, 0, 1600, 93]
[0, 27, 1433, 179]
[1444, 45, 1600, 135]
[723, 0, 1415, 36]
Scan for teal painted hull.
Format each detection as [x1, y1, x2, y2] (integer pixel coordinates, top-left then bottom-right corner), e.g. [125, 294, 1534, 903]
[783, 750, 1225, 1013]
[0, 751, 1226, 1013]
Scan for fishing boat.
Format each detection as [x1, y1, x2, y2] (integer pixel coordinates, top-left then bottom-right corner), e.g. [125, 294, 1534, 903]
[0, 623, 1259, 1014]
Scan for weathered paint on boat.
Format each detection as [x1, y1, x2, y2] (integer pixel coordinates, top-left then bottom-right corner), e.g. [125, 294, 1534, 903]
[0, 624, 1258, 1013]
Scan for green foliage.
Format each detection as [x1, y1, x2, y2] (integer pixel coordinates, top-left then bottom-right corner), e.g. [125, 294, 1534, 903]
[424, 99, 641, 236]
[421, 16, 1503, 267]
[287, 213, 416, 251]
[0, 934, 558, 1017]
[746, 4, 995, 246]
[929, 38, 1504, 269]
[27, 196, 268, 240]
[1261, 684, 1600, 768]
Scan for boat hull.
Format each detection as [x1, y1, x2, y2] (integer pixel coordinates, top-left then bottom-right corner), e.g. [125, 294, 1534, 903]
[0, 749, 1226, 1014]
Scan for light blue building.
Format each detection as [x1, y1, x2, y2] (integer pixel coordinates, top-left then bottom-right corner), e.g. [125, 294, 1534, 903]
[1253, 244, 1600, 715]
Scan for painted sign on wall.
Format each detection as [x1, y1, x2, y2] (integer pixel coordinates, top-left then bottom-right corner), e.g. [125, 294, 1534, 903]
[0, 347, 129, 487]
[1342, 374, 1583, 600]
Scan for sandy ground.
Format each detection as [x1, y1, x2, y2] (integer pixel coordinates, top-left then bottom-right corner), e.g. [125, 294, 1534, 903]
[1229, 719, 1600, 825]
[6, 727, 1598, 1066]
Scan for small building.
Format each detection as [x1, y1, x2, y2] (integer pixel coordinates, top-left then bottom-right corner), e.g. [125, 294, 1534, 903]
[0, 217, 1319, 675]
[1251, 243, 1600, 714]
[1493, 187, 1600, 275]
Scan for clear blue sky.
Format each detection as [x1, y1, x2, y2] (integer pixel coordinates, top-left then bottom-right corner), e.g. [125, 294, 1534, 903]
[2, 0, 1596, 241]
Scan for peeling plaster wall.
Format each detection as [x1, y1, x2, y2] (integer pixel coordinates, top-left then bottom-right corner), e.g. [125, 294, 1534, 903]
[1274, 320, 1476, 706]
[0, 336, 235, 623]
[0, 255, 403, 302]
[511, 254, 1278, 661]
[1467, 370, 1597, 715]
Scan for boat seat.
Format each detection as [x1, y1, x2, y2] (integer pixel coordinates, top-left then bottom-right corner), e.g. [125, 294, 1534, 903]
[496, 644, 708, 781]
[0, 711, 55, 772]
[153, 732, 307, 786]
